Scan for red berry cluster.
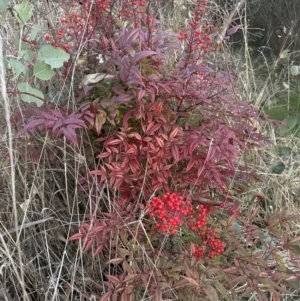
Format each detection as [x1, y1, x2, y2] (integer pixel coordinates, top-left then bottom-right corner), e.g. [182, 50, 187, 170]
[147, 192, 225, 260]
[194, 246, 205, 261]
[147, 193, 192, 235]
[177, 0, 213, 66]
[198, 227, 225, 259]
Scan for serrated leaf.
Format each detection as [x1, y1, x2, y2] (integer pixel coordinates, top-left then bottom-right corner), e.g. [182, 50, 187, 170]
[280, 116, 297, 135]
[29, 24, 42, 40]
[37, 45, 70, 69]
[0, 0, 11, 12]
[280, 48, 290, 59]
[14, 1, 32, 23]
[271, 161, 285, 174]
[33, 61, 55, 80]
[267, 107, 288, 121]
[8, 59, 27, 78]
[17, 82, 44, 106]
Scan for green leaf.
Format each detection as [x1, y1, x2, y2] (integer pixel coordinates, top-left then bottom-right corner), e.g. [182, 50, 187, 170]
[18, 83, 44, 106]
[14, 1, 32, 23]
[37, 45, 70, 69]
[269, 146, 292, 157]
[290, 65, 300, 76]
[287, 244, 300, 255]
[267, 107, 288, 121]
[0, 0, 11, 12]
[33, 61, 55, 80]
[280, 116, 297, 135]
[215, 281, 230, 301]
[19, 49, 34, 62]
[279, 48, 290, 59]
[287, 165, 293, 178]
[8, 59, 27, 78]
[271, 161, 285, 174]
[203, 285, 219, 301]
[14, 37, 29, 50]
[3, 59, 9, 69]
[232, 222, 242, 234]
[287, 279, 299, 290]
[29, 24, 42, 40]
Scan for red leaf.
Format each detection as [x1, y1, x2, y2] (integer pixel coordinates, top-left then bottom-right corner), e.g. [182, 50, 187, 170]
[114, 178, 123, 189]
[206, 145, 216, 161]
[188, 141, 199, 155]
[94, 114, 106, 135]
[100, 291, 113, 301]
[62, 127, 78, 145]
[49, 109, 63, 118]
[97, 152, 110, 159]
[105, 274, 120, 284]
[117, 94, 134, 103]
[137, 89, 146, 101]
[109, 176, 115, 188]
[226, 24, 243, 37]
[123, 28, 140, 46]
[93, 244, 104, 257]
[171, 144, 179, 162]
[186, 159, 195, 172]
[39, 111, 58, 120]
[22, 119, 46, 132]
[154, 288, 162, 301]
[132, 51, 157, 64]
[63, 116, 86, 127]
[44, 120, 56, 129]
[83, 239, 94, 253]
[68, 232, 84, 241]
[180, 276, 200, 287]
[148, 123, 161, 135]
[105, 258, 124, 265]
[229, 275, 247, 285]
[155, 136, 164, 148]
[170, 127, 179, 140]
[90, 169, 106, 176]
[106, 139, 122, 146]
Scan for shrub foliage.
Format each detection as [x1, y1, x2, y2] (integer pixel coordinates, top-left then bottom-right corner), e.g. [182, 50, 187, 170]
[4, 0, 300, 300]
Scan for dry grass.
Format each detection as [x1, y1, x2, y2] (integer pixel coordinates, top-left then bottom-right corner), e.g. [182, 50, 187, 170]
[1, 0, 300, 300]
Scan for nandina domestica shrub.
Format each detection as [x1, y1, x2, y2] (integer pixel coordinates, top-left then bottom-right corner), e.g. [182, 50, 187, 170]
[11, 0, 300, 300]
